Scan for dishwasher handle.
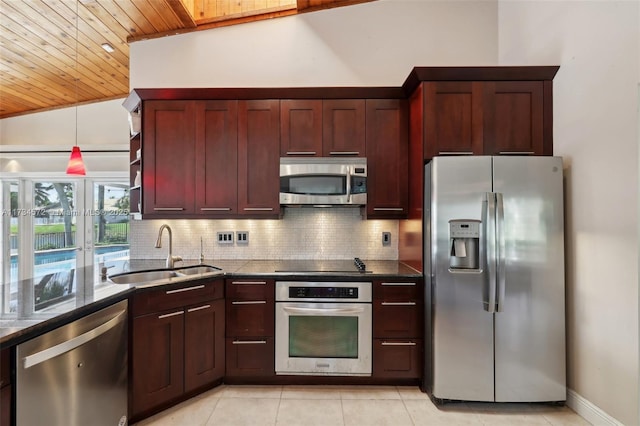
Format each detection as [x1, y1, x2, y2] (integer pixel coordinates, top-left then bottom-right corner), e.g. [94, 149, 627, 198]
[22, 308, 127, 369]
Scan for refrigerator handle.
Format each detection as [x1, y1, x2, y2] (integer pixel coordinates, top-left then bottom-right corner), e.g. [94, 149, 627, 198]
[484, 192, 497, 313]
[496, 192, 506, 312]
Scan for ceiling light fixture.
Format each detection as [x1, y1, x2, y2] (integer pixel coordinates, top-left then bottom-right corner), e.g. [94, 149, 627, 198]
[101, 43, 115, 53]
[66, 1, 86, 176]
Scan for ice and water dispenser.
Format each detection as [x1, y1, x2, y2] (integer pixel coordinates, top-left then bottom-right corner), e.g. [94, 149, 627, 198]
[449, 219, 481, 271]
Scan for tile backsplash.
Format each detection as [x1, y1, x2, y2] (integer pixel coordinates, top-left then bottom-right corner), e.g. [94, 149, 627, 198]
[130, 208, 399, 260]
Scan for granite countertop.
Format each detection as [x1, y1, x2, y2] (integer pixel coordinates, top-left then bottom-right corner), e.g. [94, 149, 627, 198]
[0, 259, 421, 346]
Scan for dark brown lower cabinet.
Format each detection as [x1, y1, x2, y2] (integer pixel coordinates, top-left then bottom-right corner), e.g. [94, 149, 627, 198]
[184, 299, 225, 392]
[225, 337, 275, 377]
[373, 339, 423, 378]
[1, 347, 10, 426]
[130, 279, 224, 421]
[225, 279, 275, 378]
[132, 309, 184, 415]
[372, 279, 423, 380]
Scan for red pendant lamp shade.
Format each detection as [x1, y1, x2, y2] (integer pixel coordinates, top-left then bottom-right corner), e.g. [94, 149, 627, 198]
[66, 146, 86, 175]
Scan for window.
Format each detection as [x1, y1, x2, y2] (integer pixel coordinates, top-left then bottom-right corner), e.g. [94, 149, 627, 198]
[0, 177, 130, 316]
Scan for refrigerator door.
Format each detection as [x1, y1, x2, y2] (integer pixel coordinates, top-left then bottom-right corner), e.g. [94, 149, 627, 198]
[429, 156, 495, 401]
[492, 156, 566, 402]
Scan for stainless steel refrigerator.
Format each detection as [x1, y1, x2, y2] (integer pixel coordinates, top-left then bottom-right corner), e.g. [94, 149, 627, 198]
[424, 156, 566, 403]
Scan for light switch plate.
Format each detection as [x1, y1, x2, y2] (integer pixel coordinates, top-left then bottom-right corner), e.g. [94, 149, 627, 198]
[217, 232, 234, 244]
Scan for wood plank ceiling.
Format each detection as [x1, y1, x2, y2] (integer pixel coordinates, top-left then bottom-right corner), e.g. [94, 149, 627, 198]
[0, 0, 373, 119]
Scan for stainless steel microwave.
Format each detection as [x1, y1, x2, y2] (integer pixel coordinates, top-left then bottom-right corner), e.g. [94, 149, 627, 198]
[279, 157, 367, 206]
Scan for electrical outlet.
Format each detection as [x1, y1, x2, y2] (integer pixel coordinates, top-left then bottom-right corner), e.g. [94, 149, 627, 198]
[216, 231, 234, 244]
[236, 231, 249, 244]
[382, 232, 391, 246]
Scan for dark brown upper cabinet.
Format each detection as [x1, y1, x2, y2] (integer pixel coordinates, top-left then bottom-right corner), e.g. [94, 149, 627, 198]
[237, 100, 281, 217]
[323, 99, 366, 157]
[280, 100, 323, 157]
[366, 99, 409, 219]
[403, 66, 558, 160]
[142, 100, 197, 216]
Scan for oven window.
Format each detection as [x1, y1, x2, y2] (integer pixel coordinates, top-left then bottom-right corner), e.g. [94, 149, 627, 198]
[281, 176, 346, 196]
[289, 316, 358, 358]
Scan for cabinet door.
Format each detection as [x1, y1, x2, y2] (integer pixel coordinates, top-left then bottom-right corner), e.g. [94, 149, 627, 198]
[143, 100, 196, 216]
[482, 81, 544, 155]
[237, 100, 281, 217]
[196, 100, 238, 216]
[423, 82, 483, 159]
[280, 100, 322, 157]
[323, 99, 366, 156]
[131, 309, 184, 417]
[184, 299, 225, 393]
[373, 339, 422, 379]
[366, 99, 408, 219]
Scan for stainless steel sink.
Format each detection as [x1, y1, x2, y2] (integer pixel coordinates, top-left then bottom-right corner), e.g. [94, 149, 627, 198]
[108, 270, 183, 285]
[108, 265, 221, 286]
[175, 265, 220, 275]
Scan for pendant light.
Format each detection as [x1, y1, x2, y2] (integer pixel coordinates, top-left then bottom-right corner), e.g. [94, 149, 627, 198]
[66, 0, 86, 175]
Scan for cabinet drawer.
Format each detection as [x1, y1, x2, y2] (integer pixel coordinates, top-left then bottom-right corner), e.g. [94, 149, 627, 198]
[225, 337, 275, 377]
[133, 279, 222, 316]
[373, 339, 422, 379]
[226, 279, 274, 300]
[226, 299, 274, 337]
[373, 301, 422, 338]
[373, 280, 422, 301]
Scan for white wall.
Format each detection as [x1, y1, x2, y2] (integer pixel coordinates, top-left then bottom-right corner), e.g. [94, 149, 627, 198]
[498, 1, 639, 425]
[0, 99, 129, 147]
[130, 0, 498, 88]
[0, 99, 130, 174]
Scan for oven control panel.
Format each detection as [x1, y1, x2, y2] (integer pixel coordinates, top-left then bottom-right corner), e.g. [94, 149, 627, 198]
[276, 281, 372, 303]
[289, 286, 358, 299]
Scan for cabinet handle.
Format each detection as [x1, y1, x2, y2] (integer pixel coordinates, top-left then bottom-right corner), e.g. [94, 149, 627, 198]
[243, 207, 274, 211]
[166, 284, 205, 294]
[381, 302, 416, 306]
[232, 340, 267, 345]
[231, 281, 267, 285]
[201, 207, 231, 211]
[187, 304, 211, 313]
[286, 151, 316, 155]
[381, 341, 417, 346]
[158, 310, 184, 319]
[231, 300, 266, 305]
[153, 207, 184, 211]
[381, 282, 416, 286]
[373, 207, 404, 211]
[329, 151, 359, 156]
[498, 151, 535, 155]
[438, 151, 473, 156]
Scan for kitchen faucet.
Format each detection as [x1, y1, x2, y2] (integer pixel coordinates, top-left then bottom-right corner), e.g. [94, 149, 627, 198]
[155, 224, 183, 268]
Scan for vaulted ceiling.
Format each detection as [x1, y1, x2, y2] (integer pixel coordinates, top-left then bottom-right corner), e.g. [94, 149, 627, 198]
[0, 0, 373, 119]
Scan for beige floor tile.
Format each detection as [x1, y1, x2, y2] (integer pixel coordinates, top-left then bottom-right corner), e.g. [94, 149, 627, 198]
[542, 408, 592, 426]
[396, 386, 430, 400]
[134, 394, 219, 426]
[339, 385, 402, 400]
[342, 399, 413, 426]
[404, 399, 484, 425]
[276, 399, 344, 426]
[221, 385, 283, 399]
[206, 397, 280, 426]
[281, 385, 344, 400]
[474, 411, 552, 425]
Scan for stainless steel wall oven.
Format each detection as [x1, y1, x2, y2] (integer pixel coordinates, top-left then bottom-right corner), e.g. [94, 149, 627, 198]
[275, 281, 372, 376]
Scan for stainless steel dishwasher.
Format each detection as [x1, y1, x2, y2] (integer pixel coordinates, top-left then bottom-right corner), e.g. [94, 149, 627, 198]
[16, 300, 128, 426]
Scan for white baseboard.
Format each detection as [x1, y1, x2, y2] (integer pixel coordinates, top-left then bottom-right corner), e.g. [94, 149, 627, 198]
[567, 389, 623, 426]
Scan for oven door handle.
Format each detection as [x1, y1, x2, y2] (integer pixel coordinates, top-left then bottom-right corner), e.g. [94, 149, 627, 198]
[282, 305, 367, 315]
